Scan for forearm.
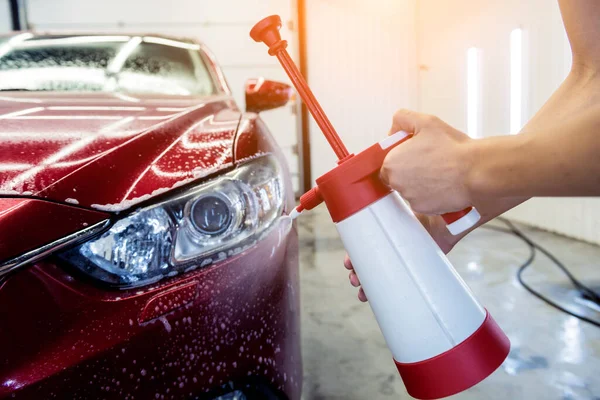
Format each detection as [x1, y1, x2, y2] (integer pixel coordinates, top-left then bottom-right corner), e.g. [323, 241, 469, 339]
[470, 0, 600, 199]
[470, 106, 600, 198]
[444, 66, 600, 245]
[417, 1, 600, 250]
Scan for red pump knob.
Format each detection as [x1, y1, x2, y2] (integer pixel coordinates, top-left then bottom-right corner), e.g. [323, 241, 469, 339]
[250, 15, 287, 54]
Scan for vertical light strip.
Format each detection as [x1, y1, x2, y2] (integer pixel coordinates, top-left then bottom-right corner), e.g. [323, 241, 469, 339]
[510, 28, 523, 134]
[467, 47, 481, 138]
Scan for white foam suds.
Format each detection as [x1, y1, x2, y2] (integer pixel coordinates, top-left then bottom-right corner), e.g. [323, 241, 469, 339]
[91, 162, 233, 212]
[235, 151, 270, 165]
[200, 258, 212, 267]
[158, 316, 172, 333]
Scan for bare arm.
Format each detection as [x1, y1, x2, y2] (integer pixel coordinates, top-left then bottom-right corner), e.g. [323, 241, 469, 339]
[398, 0, 600, 249]
[470, 105, 600, 198]
[463, 1, 600, 202]
[346, 0, 600, 301]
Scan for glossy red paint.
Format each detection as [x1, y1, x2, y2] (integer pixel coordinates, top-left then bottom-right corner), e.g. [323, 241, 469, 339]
[0, 198, 25, 213]
[0, 219, 301, 399]
[0, 33, 300, 399]
[138, 280, 199, 323]
[245, 78, 293, 113]
[0, 199, 108, 263]
[0, 92, 241, 210]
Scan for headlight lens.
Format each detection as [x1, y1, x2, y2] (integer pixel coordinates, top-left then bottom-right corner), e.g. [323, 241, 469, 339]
[190, 194, 232, 236]
[60, 155, 285, 288]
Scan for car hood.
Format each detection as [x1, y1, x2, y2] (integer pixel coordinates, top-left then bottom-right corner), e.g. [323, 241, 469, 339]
[0, 92, 242, 211]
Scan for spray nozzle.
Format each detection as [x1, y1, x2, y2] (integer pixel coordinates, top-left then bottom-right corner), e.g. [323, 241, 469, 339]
[289, 187, 324, 220]
[289, 207, 303, 221]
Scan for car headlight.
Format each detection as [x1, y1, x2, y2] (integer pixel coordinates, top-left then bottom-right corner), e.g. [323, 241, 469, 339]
[60, 155, 285, 288]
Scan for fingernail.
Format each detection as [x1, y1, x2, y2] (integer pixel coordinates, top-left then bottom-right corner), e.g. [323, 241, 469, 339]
[349, 273, 359, 287]
[358, 288, 367, 302]
[343, 257, 352, 270]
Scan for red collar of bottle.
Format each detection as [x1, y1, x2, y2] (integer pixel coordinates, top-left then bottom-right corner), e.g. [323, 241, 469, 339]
[297, 132, 411, 222]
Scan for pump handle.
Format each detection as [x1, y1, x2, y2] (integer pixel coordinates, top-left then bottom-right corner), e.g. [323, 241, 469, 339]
[251, 15, 350, 160]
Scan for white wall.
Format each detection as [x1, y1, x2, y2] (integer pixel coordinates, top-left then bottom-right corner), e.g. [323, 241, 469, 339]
[417, 0, 600, 244]
[304, 0, 417, 180]
[25, 0, 301, 191]
[417, 0, 571, 133]
[0, 0, 11, 33]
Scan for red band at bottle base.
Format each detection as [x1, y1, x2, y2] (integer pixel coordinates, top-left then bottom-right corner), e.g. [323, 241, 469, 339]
[394, 311, 510, 400]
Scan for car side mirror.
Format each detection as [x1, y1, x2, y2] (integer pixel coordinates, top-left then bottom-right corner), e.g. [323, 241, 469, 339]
[245, 78, 293, 113]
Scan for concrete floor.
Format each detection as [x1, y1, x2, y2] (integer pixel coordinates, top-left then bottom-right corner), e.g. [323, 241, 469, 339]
[298, 207, 600, 400]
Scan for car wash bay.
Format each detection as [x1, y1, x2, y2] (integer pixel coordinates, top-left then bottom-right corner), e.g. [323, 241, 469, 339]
[2, 0, 600, 399]
[296, 1, 600, 398]
[298, 1, 600, 396]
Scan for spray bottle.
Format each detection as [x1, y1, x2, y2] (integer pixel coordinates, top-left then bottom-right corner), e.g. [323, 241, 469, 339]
[250, 15, 510, 399]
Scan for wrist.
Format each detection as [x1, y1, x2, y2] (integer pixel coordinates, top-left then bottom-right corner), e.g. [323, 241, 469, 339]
[462, 138, 491, 202]
[463, 134, 531, 200]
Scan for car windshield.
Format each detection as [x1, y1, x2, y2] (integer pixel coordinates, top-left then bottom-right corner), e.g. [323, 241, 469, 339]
[0, 35, 217, 95]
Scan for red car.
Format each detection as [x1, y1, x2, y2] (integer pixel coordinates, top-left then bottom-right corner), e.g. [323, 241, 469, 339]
[0, 33, 301, 399]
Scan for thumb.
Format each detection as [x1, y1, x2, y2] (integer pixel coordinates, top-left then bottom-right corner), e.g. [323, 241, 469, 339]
[388, 109, 440, 137]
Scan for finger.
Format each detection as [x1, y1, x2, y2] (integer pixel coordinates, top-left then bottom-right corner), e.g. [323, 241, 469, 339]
[380, 148, 406, 187]
[413, 212, 429, 226]
[343, 254, 353, 270]
[389, 109, 439, 137]
[349, 271, 361, 287]
[358, 287, 368, 302]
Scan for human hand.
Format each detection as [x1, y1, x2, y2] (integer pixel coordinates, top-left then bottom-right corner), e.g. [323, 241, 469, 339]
[381, 110, 477, 215]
